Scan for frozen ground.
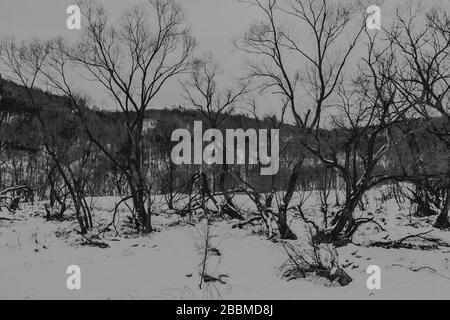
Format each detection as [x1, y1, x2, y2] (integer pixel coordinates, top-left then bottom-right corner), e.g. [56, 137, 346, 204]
[0, 187, 450, 300]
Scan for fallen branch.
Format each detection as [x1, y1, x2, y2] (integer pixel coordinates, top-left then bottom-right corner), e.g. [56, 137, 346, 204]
[201, 273, 228, 285]
[345, 217, 386, 238]
[74, 229, 109, 249]
[232, 216, 263, 229]
[0, 185, 30, 196]
[392, 264, 450, 281]
[370, 230, 449, 249]
[94, 196, 130, 238]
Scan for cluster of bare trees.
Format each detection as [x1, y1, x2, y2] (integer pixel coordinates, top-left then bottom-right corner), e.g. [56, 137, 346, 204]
[386, 7, 450, 228]
[1, 0, 194, 234]
[235, 0, 449, 242]
[0, 0, 448, 245]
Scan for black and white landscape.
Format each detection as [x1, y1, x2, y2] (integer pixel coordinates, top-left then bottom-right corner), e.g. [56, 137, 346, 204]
[0, 0, 449, 300]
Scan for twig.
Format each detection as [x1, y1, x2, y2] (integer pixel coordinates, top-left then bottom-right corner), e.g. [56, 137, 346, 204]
[232, 216, 262, 229]
[74, 229, 109, 249]
[371, 230, 436, 249]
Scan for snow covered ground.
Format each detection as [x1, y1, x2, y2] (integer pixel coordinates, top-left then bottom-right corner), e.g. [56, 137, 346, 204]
[1, 188, 450, 300]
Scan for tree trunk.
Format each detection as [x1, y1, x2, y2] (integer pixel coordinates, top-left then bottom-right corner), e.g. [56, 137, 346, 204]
[131, 183, 152, 233]
[434, 187, 450, 228]
[277, 160, 302, 240]
[167, 162, 175, 209]
[73, 198, 87, 234]
[127, 118, 152, 233]
[48, 172, 56, 208]
[278, 204, 297, 240]
[328, 192, 362, 242]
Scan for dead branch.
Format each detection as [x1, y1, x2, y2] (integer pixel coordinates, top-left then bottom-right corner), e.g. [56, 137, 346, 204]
[95, 196, 131, 238]
[74, 229, 109, 249]
[297, 205, 321, 236]
[232, 216, 263, 229]
[201, 273, 228, 285]
[392, 264, 450, 281]
[370, 230, 450, 249]
[345, 217, 386, 238]
[0, 185, 30, 196]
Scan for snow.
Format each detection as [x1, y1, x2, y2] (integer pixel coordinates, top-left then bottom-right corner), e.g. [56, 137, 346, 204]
[0, 187, 450, 300]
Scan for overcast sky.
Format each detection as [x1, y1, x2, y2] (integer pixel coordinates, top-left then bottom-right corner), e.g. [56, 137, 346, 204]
[0, 0, 448, 118]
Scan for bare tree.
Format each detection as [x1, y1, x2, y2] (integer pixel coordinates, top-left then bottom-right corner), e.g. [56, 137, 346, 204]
[249, 99, 301, 240]
[150, 117, 183, 209]
[183, 54, 248, 130]
[0, 74, 8, 153]
[182, 54, 248, 215]
[0, 38, 94, 233]
[236, 0, 382, 242]
[385, 5, 450, 228]
[317, 166, 334, 228]
[34, 0, 195, 233]
[316, 41, 405, 242]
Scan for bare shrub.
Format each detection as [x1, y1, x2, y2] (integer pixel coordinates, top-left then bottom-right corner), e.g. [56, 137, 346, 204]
[193, 217, 228, 300]
[280, 229, 352, 286]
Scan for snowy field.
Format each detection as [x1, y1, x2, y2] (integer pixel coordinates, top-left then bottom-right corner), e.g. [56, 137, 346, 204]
[1, 187, 450, 300]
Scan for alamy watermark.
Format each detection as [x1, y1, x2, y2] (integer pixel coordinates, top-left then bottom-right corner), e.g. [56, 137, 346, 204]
[66, 265, 81, 290]
[66, 4, 382, 31]
[170, 121, 279, 176]
[366, 5, 381, 30]
[66, 5, 81, 30]
[366, 265, 381, 290]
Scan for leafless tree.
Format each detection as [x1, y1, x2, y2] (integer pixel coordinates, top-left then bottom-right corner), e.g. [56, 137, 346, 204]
[32, 0, 195, 233]
[237, 0, 394, 242]
[182, 54, 248, 215]
[317, 40, 406, 242]
[385, 5, 450, 228]
[183, 54, 248, 129]
[248, 99, 302, 239]
[0, 38, 94, 233]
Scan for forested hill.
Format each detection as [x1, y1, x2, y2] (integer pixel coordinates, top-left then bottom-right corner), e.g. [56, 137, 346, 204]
[0, 76, 446, 172]
[0, 76, 301, 147]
